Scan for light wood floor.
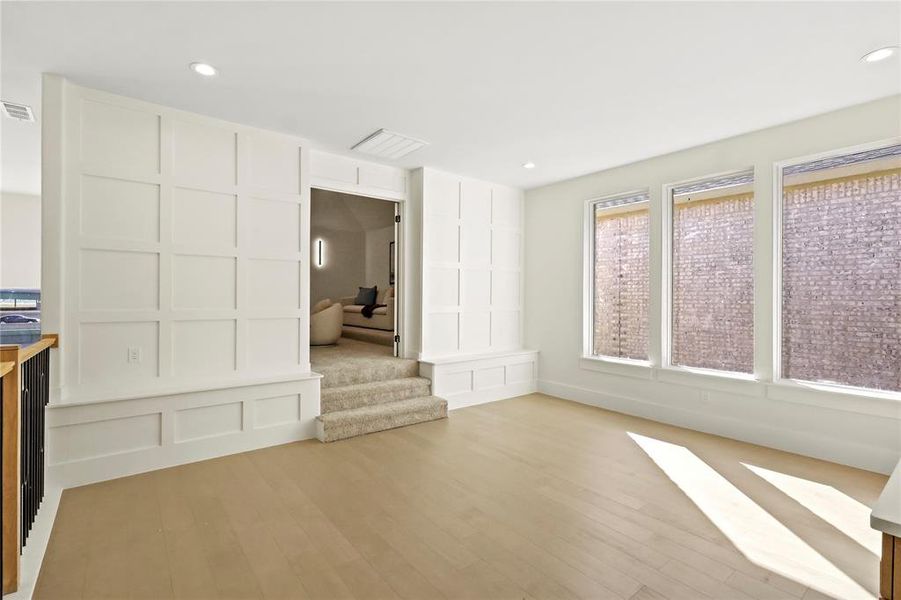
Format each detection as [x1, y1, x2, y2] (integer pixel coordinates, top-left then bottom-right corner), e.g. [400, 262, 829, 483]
[35, 394, 886, 600]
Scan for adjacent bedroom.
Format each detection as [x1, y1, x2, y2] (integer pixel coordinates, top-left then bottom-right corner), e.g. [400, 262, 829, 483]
[309, 188, 398, 350]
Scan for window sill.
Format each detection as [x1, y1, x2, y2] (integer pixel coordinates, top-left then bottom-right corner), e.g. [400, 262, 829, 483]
[580, 355, 654, 380]
[767, 379, 901, 419]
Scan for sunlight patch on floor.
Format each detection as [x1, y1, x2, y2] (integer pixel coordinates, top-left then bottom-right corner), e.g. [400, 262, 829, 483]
[628, 432, 874, 600]
[744, 462, 881, 556]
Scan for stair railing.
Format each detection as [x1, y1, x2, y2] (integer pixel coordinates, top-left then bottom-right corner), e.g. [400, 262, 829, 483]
[1, 334, 57, 595]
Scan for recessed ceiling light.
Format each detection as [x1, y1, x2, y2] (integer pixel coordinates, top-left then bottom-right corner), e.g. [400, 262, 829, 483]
[522, 161, 536, 169]
[861, 46, 898, 63]
[189, 62, 218, 77]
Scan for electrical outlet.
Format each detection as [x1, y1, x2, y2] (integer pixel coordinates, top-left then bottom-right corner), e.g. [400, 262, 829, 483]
[127, 346, 142, 364]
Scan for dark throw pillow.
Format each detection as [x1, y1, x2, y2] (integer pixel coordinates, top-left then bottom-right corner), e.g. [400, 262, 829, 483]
[354, 286, 377, 306]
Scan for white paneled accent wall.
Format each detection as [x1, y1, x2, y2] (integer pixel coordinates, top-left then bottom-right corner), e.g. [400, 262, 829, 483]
[416, 167, 536, 406]
[419, 168, 525, 358]
[42, 76, 319, 487]
[310, 150, 407, 200]
[52, 81, 311, 401]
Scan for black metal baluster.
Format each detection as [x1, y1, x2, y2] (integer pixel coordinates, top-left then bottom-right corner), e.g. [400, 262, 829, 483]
[19, 348, 50, 551]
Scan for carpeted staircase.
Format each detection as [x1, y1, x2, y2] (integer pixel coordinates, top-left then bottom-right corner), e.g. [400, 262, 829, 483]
[313, 340, 447, 442]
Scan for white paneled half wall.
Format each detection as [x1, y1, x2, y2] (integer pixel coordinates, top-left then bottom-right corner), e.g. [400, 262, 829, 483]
[47, 378, 320, 488]
[420, 350, 538, 410]
[41, 75, 319, 486]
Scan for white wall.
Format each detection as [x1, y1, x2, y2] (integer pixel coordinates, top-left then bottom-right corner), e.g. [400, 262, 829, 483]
[309, 189, 395, 304]
[418, 168, 525, 358]
[42, 75, 319, 487]
[415, 167, 537, 407]
[0, 192, 41, 289]
[310, 150, 407, 200]
[365, 224, 394, 292]
[525, 95, 901, 474]
[310, 227, 365, 304]
[49, 79, 311, 400]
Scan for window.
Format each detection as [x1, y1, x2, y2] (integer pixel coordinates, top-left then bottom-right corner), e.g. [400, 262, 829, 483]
[589, 192, 649, 360]
[669, 170, 754, 374]
[780, 144, 901, 392]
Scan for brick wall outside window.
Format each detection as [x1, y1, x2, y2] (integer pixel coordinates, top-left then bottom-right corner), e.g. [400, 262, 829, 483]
[593, 207, 649, 359]
[672, 193, 755, 373]
[782, 169, 901, 392]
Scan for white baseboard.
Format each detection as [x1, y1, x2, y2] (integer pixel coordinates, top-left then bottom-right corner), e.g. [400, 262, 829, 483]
[539, 378, 898, 475]
[421, 350, 539, 410]
[48, 377, 321, 489]
[6, 486, 62, 600]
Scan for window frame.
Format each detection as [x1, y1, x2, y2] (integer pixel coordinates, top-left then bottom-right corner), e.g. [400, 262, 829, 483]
[661, 167, 758, 381]
[582, 189, 652, 367]
[772, 137, 901, 398]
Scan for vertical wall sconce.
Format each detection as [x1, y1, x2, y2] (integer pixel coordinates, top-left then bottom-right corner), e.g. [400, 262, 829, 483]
[315, 239, 325, 268]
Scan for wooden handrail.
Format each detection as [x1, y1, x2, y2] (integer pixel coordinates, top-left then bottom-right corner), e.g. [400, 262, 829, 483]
[1, 333, 58, 594]
[0, 333, 58, 364]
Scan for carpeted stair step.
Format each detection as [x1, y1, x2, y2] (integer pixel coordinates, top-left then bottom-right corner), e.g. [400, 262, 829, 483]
[316, 396, 448, 442]
[317, 356, 419, 389]
[341, 325, 394, 347]
[321, 377, 432, 414]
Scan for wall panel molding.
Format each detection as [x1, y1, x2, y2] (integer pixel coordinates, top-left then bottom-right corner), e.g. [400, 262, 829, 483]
[310, 150, 408, 200]
[419, 168, 526, 359]
[47, 376, 320, 488]
[48, 79, 312, 403]
[420, 350, 538, 410]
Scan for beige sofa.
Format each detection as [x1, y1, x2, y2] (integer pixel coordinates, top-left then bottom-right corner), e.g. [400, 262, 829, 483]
[310, 300, 343, 345]
[338, 287, 394, 331]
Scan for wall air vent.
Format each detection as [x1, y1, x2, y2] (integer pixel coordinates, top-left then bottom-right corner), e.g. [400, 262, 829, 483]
[1, 101, 35, 122]
[351, 128, 428, 160]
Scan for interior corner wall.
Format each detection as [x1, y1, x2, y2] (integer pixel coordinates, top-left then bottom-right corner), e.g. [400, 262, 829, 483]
[524, 95, 901, 474]
[41, 75, 319, 487]
[0, 192, 41, 289]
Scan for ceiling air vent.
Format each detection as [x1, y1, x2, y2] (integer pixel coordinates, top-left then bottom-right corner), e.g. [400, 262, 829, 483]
[1, 101, 35, 122]
[351, 129, 428, 160]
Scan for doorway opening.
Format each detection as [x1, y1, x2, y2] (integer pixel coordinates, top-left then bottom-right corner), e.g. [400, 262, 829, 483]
[308, 188, 446, 443]
[309, 188, 401, 357]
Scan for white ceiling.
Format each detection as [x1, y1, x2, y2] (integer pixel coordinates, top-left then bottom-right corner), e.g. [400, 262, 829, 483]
[311, 189, 396, 232]
[2, 1, 899, 196]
